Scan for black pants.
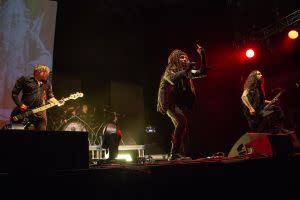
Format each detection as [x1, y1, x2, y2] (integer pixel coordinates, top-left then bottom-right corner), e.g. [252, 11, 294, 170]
[25, 111, 47, 131]
[102, 132, 121, 159]
[166, 105, 191, 156]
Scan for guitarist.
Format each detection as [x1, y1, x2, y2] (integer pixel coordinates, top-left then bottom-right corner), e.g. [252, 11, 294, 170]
[11, 64, 64, 131]
[241, 70, 284, 133]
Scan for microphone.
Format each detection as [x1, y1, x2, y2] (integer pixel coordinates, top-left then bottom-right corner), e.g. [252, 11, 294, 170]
[187, 62, 197, 69]
[189, 65, 213, 79]
[189, 61, 196, 66]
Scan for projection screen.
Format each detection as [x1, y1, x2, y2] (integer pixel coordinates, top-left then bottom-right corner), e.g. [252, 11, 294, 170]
[0, 0, 57, 126]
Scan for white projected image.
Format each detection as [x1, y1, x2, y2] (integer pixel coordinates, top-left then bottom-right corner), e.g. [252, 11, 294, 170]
[0, 0, 57, 126]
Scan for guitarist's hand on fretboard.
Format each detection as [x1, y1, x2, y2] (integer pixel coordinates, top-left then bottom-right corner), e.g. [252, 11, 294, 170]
[265, 97, 279, 106]
[265, 100, 272, 104]
[49, 97, 65, 107]
[273, 97, 279, 104]
[58, 98, 65, 107]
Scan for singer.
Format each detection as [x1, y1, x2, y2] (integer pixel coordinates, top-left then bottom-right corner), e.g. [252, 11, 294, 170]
[157, 44, 207, 160]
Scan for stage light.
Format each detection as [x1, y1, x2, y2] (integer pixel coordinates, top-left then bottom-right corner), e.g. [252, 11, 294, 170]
[116, 154, 132, 162]
[245, 49, 255, 58]
[288, 30, 298, 39]
[145, 125, 156, 134]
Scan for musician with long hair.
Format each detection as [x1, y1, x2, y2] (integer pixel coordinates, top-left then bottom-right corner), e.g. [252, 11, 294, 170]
[11, 64, 64, 131]
[241, 70, 284, 133]
[157, 44, 207, 160]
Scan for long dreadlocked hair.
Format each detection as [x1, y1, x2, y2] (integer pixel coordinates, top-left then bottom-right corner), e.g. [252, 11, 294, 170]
[166, 49, 195, 93]
[166, 49, 188, 72]
[244, 70, 265, 97]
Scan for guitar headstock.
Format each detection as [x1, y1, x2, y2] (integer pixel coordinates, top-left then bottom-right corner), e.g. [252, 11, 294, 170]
[68, 92, 84, 100]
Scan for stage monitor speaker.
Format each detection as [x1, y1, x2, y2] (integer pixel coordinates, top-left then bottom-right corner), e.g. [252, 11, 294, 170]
[228, 132, 299, 158]
[0, 130, 89, 172]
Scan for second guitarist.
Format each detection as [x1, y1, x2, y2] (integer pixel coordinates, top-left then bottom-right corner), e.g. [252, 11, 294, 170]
[241, 70, 285, 134]
[11, 64, 64, 131]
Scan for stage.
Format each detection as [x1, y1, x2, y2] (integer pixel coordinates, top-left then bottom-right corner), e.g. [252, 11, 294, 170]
[0, 129, 299, 199]
[1, 155, 300, 199]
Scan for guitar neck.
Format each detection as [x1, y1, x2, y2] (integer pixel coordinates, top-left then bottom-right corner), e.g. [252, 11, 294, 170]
[11, 92, 83, 122]
[31, 97, 71, 114]
[263, 90, 284, 110]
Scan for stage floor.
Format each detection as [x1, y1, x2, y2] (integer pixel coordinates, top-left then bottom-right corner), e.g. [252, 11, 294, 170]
[1, 155, 300, 199]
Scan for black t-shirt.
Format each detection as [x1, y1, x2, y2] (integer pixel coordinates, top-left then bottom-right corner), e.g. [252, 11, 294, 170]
[243, 85, 265, 117]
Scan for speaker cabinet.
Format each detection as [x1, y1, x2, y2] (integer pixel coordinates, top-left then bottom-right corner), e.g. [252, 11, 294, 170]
[0, 130, 89, 172]
[228, 132, 298, 158]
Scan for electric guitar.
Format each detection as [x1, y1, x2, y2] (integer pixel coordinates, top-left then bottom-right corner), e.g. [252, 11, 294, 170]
[259, 89, 285, 117]
[243, 89, 285, 119]
[11, 92, 84, 123]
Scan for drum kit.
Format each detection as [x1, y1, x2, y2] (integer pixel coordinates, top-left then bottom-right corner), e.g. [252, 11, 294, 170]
[51, 105, 125, 146]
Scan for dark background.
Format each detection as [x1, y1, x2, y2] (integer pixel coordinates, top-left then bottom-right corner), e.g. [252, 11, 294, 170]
[50, 0, 300, 158]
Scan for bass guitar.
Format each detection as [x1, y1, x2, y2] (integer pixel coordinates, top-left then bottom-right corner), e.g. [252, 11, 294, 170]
[11, 92, 84, 123]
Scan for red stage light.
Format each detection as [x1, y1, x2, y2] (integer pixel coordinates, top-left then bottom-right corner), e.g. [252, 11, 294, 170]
[245, 49, 255, 58]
